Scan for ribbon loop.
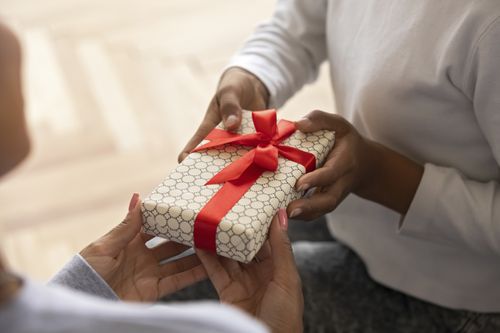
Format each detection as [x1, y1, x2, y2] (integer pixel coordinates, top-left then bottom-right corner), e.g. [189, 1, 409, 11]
[252, 109, 277, 139]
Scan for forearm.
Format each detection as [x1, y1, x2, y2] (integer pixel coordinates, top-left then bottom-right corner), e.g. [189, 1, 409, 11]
[357, 140, 424, 215]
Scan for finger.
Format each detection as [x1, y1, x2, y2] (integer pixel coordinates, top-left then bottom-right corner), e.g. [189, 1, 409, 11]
[268, 211, 299, 284]
[254, 240, 272, 264]
[219, 257, 243, 280]
[295, 139, 352, 191]
[295, 162, 347, 192]
[178, 97, 221, 162]
[288, 175, 352, 220]
[158, 264, 207, 296]
[151, 241, 190, 262]
[295, 110, 350, 135]
[196, 249, 232, 294]
[159, 253, 202, 276]
[217, 85, 242, 131]
[140, 232, 155, 243]
[105, 193, 143, 248]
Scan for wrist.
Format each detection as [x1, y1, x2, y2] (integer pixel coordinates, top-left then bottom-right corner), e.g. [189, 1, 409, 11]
[356, 139, 424, 214]
[355, 139, 384, 195]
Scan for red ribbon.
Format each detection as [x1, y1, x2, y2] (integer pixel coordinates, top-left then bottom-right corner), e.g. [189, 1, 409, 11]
[191, 109, 316, 251]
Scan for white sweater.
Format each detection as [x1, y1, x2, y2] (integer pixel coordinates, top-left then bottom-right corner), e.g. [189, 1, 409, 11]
[0, 256, 267, 333]
[230, 0, 500, 312]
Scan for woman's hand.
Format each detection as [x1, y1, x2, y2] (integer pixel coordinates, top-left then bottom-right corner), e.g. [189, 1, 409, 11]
[178, 67, 269, 162]
[288, 110, 424, 219]
[80, 193, 207, 302]
[197, 209, 303, 333]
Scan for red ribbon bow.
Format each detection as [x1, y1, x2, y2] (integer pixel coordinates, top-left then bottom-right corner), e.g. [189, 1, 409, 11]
[191, 109, 316, 251]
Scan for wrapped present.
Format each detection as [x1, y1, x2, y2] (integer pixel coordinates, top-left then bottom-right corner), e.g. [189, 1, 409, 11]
[141, 109, 335, 263]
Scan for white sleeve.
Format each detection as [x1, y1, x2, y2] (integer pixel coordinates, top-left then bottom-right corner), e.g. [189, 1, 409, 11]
[399, 19, 500, 255]
[228, 0, 328, 108]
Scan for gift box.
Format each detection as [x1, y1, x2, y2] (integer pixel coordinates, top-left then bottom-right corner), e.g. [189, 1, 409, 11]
[141, 109, 335, 263]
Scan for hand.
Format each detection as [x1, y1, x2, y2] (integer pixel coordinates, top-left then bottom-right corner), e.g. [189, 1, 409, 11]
[80, 193, 207, 302]
[288, 110, 423, 219]
[197, 209, 303, 333]
[178, 67, 269, 162]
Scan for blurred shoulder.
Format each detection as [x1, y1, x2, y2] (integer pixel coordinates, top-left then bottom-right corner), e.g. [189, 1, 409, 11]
[0, 21, 21, 64]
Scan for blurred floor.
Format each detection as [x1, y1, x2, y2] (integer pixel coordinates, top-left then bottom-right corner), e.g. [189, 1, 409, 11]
[0, 0, 334, 280]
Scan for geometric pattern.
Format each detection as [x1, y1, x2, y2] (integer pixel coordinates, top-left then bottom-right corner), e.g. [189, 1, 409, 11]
[142, 110, 335, 262]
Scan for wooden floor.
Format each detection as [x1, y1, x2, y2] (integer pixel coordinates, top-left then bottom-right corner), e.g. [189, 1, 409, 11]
[0, 0, 334, 280]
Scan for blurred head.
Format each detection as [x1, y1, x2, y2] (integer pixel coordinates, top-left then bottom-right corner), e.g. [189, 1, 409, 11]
[0, 22, 30, 178]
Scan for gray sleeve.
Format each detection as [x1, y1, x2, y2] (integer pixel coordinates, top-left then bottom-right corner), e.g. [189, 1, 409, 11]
[49, 254, 119, 300]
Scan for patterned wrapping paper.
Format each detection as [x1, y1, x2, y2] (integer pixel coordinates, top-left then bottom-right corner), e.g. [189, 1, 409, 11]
[141, 110, 335, 263]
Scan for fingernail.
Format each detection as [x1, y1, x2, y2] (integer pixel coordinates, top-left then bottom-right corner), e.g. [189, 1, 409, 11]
[296, 183, 310, 192]
[278, 208, 288, 230]
[289, 208, 303, 218]
[128, 192, 140, 212]
[298, 116, 312, 126]
[225, 115, 239, 128]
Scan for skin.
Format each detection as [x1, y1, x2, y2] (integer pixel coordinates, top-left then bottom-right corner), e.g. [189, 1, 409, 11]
[178, 67, 270, 162]
[290, 111, 424, 219]
[198, 210, 304, 333]
[79, 193, 208, 302]
[181, 67, 424, 220]
[0, 23, 304, 332]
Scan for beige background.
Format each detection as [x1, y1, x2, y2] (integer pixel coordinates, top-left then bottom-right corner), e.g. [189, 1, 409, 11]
[0, 0, 334, 281]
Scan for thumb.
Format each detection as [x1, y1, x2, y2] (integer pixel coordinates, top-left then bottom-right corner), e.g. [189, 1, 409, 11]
[295, 110, 349, 135]
[269, 208, 298, 283]
[106, 193, 142, 247]
[217, 87, 242, 131]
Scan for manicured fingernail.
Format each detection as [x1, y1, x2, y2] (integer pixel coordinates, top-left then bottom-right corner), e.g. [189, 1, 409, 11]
[297, 183, 310, 192]
[289, 208, 303, 218]
[278, 208, 288, 230]
[128, 192, 140, 212]
[225, 115, 239, 128]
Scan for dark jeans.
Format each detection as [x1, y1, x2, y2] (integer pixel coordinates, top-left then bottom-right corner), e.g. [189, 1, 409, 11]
[163, 218, 500, 333]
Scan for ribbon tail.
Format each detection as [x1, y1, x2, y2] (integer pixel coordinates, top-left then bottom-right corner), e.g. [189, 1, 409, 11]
[274, 120, 297, 142]
[205, 150, 256, 185]
[194, 165, 264, 251]
[277, 145, 316, 173]
[193, 132, 263, 152]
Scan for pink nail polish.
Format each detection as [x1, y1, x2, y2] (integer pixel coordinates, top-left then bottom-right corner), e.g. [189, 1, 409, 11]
[128, 193, 140, 212]
[278, 208, 288, 230]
